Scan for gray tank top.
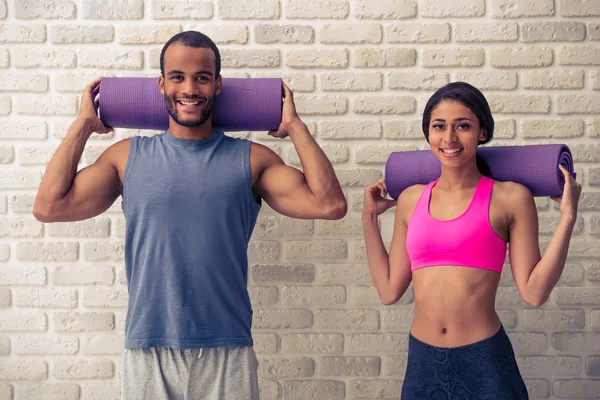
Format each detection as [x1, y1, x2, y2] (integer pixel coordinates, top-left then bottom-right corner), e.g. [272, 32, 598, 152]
[122, 130, 260, 349]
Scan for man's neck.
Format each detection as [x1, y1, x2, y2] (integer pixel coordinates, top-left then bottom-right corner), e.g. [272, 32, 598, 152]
[168, 121, 214, 140]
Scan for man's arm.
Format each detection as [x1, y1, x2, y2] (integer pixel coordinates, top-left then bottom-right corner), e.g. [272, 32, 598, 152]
[254, 85, 347, 220]
[33, 78, 125, 223]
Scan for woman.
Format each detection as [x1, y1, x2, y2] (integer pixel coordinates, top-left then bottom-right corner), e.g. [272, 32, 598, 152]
[362, 82, 581, 399]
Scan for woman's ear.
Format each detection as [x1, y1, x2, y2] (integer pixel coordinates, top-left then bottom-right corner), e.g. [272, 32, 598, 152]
[479, 129, 487, 144]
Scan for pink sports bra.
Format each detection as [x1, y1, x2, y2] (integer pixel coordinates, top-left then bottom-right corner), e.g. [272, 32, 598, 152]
[406, 176, 507, 273]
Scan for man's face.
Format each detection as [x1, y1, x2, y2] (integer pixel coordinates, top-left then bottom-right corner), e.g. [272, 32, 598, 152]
[159, 43, 222, 128]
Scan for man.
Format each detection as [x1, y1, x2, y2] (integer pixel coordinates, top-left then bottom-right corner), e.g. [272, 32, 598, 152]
[33, 31, 347, 400]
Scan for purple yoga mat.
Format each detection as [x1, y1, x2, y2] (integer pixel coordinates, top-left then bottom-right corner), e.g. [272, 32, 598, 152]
[99, 77, 283, 131]
[385, 144, 575, 199]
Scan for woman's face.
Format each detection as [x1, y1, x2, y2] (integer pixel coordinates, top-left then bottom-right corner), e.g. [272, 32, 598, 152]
[428, 100, 486, 169]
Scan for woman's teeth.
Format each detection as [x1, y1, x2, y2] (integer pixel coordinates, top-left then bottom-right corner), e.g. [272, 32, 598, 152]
[441, 148, 462, 154]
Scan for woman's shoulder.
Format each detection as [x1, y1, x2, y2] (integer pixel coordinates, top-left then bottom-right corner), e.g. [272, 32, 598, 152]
[490, 179, 534, 204]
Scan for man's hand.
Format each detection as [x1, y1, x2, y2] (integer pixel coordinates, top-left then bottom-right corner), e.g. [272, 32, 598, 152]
[76, 78, 113, 135]
[268, 83, 303, 139]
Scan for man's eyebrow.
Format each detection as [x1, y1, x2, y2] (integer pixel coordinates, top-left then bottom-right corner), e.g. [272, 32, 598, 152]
[166, 70, 214, 77]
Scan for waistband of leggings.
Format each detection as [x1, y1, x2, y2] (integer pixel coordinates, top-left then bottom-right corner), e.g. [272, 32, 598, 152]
[408, 324, 507, 352]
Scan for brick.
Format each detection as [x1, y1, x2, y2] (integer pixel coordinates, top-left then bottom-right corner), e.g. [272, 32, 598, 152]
[17, 146, 58, 165]
[558, 94, 600, 114]
[490, 47, 553, 67]
[381, 309, 413, 331]
[13, 384, 80, 400]
[556, 288, 600, 305]
[0, 312, 46, 331]
[316, 309, 379, 331]
[288, 144, 348, 166]
[497, 310, 517, 329]
[83, 241, 124, 261]
[281, 334, 344, 354]
[253, 24, 312, 44]
[277, 72, 314, 92]
[221, 49, 279, 68]
[523, 70, 584, 90]
[0, 289, 9, 307]
[15, 0, 76, 19]
[0, 171, 41, 189]
[554, 379, 600, 398]
[589, 22, 600, 41]
[356, 144, 417, 165]
[496, 287, 528, 308]
[14, 95, 77, 116]
[82, 0, 143, 19]
[354, 0, 416, 19]
[82, 383, 120, 400]
[0, 96, 9, 115]
[0, 267, 46, 286]
[320, 23, 381, 44]
[0, 49, 8, 67]
[248, 240, 280, 261]
[316, 217, 363, 236]
[119, 25, 181, 44]
[16, 289, 77, 309]
[258, 357, 315, 378]
[284, 240, 347, 260]
[518, 356, 582, 377]
[522, 309, 585, 330]
[0, 0, 5, 19]
[557, 263, 585, 286]
[0, 72, 48, 92]
[0, 361, 47, 380]
[381, 355, 408, 377]
[389, 72, 448, 91]
[491, 0, 554, 17]
[320, 357, 380, 377]
[47, 219, 111, 238]
[83, 335, 124, 355]
[559, 45, 600, 65]
[54, 312, 115, 332]
[347, 333, 408, 353]
[590, 167, 600, 185]
[522, 22, 586, 42]
[254, 216, 313, 237]
[572, 144, 600, 162]
[321, 72, 381, 92]
[454, 22, 518, 42]
[10, 194, 36, 213]
[16, 242, 78, 261]
[560, 0, 600, 16]
[52, 119, 114, 141]
[248, 286, 278, 305]
[0, 337, 8, 354]
[524, 380, 550, 398]
[383, 120, 422, 139]
[253, 309, 312, 329]
[50, 25, 113, 44]
[79, 49, 143, 70]
[286, 49, 347, 69]
[14, 336, 78, 355]
[83, 288, 128, 308]
[0, 24, 45, 43]
[284, 0, 348, 19]
[335, 168, 382, 188]
[253, 333, 278, 354]
[453, 71, 515, 90]
[282, 380, 344, 400]
[295, 95, 347, 115]
[13, 49, 76, 68]
[217, 0, 279, 19]
[593, 71, 600, 90]
[521, 119, 584, 139]
[317, 265, 370, 285]
[281, 286, 345, 305]
[422, 48, 484, 67]
[352, 95, 415, 114]
[53, 360, 114, 379]
[348, 380, 403, 399]
[151, 1, 212, 19]
[0, 218, 43, 237]
[552, 332, 600, 352]
[251, 264, 314, 283]
[421, 0, 484, 17]
[354, 48, 416, 68]
[508, 332, 547, 355]
[488, 95, 550, 114]
[258, 380, 278, 400]
[179, 24, 246, 44]
[0, 146, 13, 163]
[0, 196, 5, 213]
[593, 310, 600, 328]
[320, 121, 381, 140]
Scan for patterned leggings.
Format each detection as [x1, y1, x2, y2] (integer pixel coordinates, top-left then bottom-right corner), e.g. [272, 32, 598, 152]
[401, 326, 528, 400]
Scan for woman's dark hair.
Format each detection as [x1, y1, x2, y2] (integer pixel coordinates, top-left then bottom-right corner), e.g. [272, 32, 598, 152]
[422, 82, 494, 146]
[160, 31, 221, 78]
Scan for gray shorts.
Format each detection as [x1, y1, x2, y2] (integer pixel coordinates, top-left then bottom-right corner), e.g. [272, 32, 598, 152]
[119, 346, 260, 400]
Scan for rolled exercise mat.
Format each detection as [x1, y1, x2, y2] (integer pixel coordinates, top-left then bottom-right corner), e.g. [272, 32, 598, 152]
[385, 144, 575, 199]
[98, 77, 283, 131]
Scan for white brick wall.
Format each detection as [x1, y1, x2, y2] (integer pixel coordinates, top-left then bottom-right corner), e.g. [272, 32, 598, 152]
[1, 1, 599, 399]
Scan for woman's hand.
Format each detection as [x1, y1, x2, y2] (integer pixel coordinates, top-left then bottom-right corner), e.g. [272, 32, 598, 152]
[551, 165, 582, 221]
[363, 177, 397, 216]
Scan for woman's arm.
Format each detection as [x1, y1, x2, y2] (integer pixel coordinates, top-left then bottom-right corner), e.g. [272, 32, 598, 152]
[362, 179, 415, 305]
[508, 166, 582, 307]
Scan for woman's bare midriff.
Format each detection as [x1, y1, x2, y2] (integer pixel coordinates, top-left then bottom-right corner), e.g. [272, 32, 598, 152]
[409, 265, 503, 348]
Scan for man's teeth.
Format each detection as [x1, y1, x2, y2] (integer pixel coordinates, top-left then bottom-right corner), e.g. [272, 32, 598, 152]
[442, 149, 462, 154]
[179, 100, 200, 106]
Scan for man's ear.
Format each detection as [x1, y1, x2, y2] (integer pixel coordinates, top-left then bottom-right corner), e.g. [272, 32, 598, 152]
[215, 75, 222, 96]
[158, 76, 165, 96]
